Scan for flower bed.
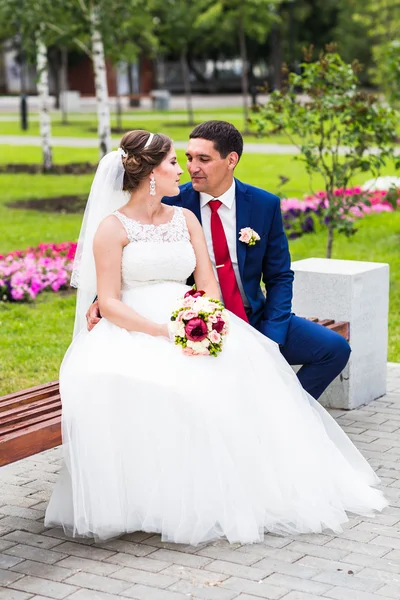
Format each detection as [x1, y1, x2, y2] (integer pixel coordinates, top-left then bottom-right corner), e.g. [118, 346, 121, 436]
[0, 243, 77, 302]
[282, 186, 400, 239]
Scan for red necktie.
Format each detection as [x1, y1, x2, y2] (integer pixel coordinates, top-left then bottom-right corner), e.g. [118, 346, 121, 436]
[209, 200, 249, 322]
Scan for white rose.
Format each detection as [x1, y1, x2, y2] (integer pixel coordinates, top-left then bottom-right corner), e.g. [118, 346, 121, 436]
[187, 341, 204, 352]
[193, 297, 205, 311]
[177, 324, 186, 337]
[170, 321, 179, 332]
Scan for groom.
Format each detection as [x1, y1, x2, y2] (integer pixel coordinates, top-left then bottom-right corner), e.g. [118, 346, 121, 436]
[88, 120, 350, 400]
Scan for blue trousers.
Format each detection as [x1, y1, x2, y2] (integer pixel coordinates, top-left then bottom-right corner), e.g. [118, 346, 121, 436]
[279, 315, 351, 400]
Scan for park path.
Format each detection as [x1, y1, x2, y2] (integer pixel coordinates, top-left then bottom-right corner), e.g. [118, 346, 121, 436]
[0, 134, 298, 154]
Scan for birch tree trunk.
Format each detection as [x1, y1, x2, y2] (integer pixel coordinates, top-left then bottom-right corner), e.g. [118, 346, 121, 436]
[90, 3, 111, 157]
[36, 32, 53, 171]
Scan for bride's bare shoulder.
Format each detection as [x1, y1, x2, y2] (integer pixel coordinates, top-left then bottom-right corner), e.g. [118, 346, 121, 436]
[95, 214, 128, 245]
[182, 207, 201, 230]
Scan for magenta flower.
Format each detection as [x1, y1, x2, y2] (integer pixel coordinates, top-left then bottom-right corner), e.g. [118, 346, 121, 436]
[0, 241, 76, 302]
[212, 318, 225, 333]
[185, 318, 208, 341]
[184, 289, 206, 299]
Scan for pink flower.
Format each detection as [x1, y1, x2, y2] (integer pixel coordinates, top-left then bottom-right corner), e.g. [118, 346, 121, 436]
[182, 347, 195, 356]
[239, 227, 260, 246]
[183, 296, 195, 307]
[239, 229, 252, 243]
[182, 310, 197, 321]
[185, 318, 208, 341]
[11, 288, 24, 300]
[209, 330, 221, 344]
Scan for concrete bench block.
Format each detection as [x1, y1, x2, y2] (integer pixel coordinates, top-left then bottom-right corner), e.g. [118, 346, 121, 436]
[291, 258, 389, 409]
[60, 91, 81, 113]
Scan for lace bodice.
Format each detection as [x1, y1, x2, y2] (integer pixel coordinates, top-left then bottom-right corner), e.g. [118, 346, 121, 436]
[113, 206, 196, 290]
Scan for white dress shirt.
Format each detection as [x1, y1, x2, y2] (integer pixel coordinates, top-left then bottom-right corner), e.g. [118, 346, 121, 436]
[200, 180, 249, 307]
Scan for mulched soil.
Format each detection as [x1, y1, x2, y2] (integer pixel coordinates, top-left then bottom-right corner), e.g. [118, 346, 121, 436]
[7, 195, 87, 213]
[0, 163, 96, 175]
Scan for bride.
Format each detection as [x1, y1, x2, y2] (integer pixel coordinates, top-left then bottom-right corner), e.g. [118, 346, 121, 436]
[45, 129, 386, 545]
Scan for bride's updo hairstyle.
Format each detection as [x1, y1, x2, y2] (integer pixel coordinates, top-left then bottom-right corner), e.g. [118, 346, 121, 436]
[119, 130, 172, 193]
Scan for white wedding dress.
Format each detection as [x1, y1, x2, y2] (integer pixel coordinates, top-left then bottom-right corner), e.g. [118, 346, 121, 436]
[45, 206, 387, 544]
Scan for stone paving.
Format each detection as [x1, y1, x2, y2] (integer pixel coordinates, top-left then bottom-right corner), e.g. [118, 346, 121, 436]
[1, 362, 400, 600]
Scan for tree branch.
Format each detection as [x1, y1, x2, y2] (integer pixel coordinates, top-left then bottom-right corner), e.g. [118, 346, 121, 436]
[44, 22, 92, 57]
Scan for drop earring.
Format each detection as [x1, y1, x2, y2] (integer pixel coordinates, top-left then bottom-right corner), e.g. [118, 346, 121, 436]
[150, 176, 156, 196]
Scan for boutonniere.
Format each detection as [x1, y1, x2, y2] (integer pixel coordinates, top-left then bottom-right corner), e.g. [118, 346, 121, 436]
[239, 227, 260, 246]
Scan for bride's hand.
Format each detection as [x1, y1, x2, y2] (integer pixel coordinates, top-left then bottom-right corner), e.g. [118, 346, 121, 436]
[86, 300, 101, 331]
[157, 323, 171, 340]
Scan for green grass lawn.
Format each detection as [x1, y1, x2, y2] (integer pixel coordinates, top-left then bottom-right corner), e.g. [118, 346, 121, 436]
[1, 145, 399, 394]
[0, 108, 290, 144]
[0, 148, 334, 255]
[2, 107, 399, 147]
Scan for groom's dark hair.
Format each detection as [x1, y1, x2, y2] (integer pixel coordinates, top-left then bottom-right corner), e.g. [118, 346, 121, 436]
[190, 121, 243, 160]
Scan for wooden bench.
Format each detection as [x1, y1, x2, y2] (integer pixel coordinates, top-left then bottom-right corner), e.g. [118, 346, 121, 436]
[305, 318, 350, 341]
[0, 381, 61, 467]
[0, 318, 349, 468]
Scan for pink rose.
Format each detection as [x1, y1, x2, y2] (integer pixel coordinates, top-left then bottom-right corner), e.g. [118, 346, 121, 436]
[185, 317, 208, 341]
[212, 318, 225, 333]
[183, 296, 195, 307]
[239, 229, 252, 243]
[182, 347, 195, 356]
[209, 329, 221, 344]
[184, 289, 205, 299]
[182, 310, 197, 321]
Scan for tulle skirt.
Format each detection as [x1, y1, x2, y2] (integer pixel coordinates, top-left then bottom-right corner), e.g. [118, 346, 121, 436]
[45, 282, 387, 544]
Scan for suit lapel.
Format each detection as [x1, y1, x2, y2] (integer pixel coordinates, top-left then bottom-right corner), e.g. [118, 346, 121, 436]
[181, 185, 202, 224]
[235, 178, 252, 279]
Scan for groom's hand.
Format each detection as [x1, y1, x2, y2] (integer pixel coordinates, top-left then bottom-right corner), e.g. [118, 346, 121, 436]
[86, 300, 101, 331]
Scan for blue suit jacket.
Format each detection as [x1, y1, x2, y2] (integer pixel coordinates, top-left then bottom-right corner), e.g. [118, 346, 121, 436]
[163, 178, 294, 345]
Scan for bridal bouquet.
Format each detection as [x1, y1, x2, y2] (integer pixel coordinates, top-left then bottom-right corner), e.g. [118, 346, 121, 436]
[170, 289, 229, 357]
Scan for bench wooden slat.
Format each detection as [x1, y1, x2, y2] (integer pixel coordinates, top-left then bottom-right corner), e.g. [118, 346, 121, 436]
[1, 409, 62, 437]
[326, 320, 350, 340]
[0, 380, 59, 402]
[0, 398, 61, 427]
[0, 380, 61, 465]
[306, 318, 350, 341]
[0, 416, 61, 467]
[0, 382, 59, 412]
